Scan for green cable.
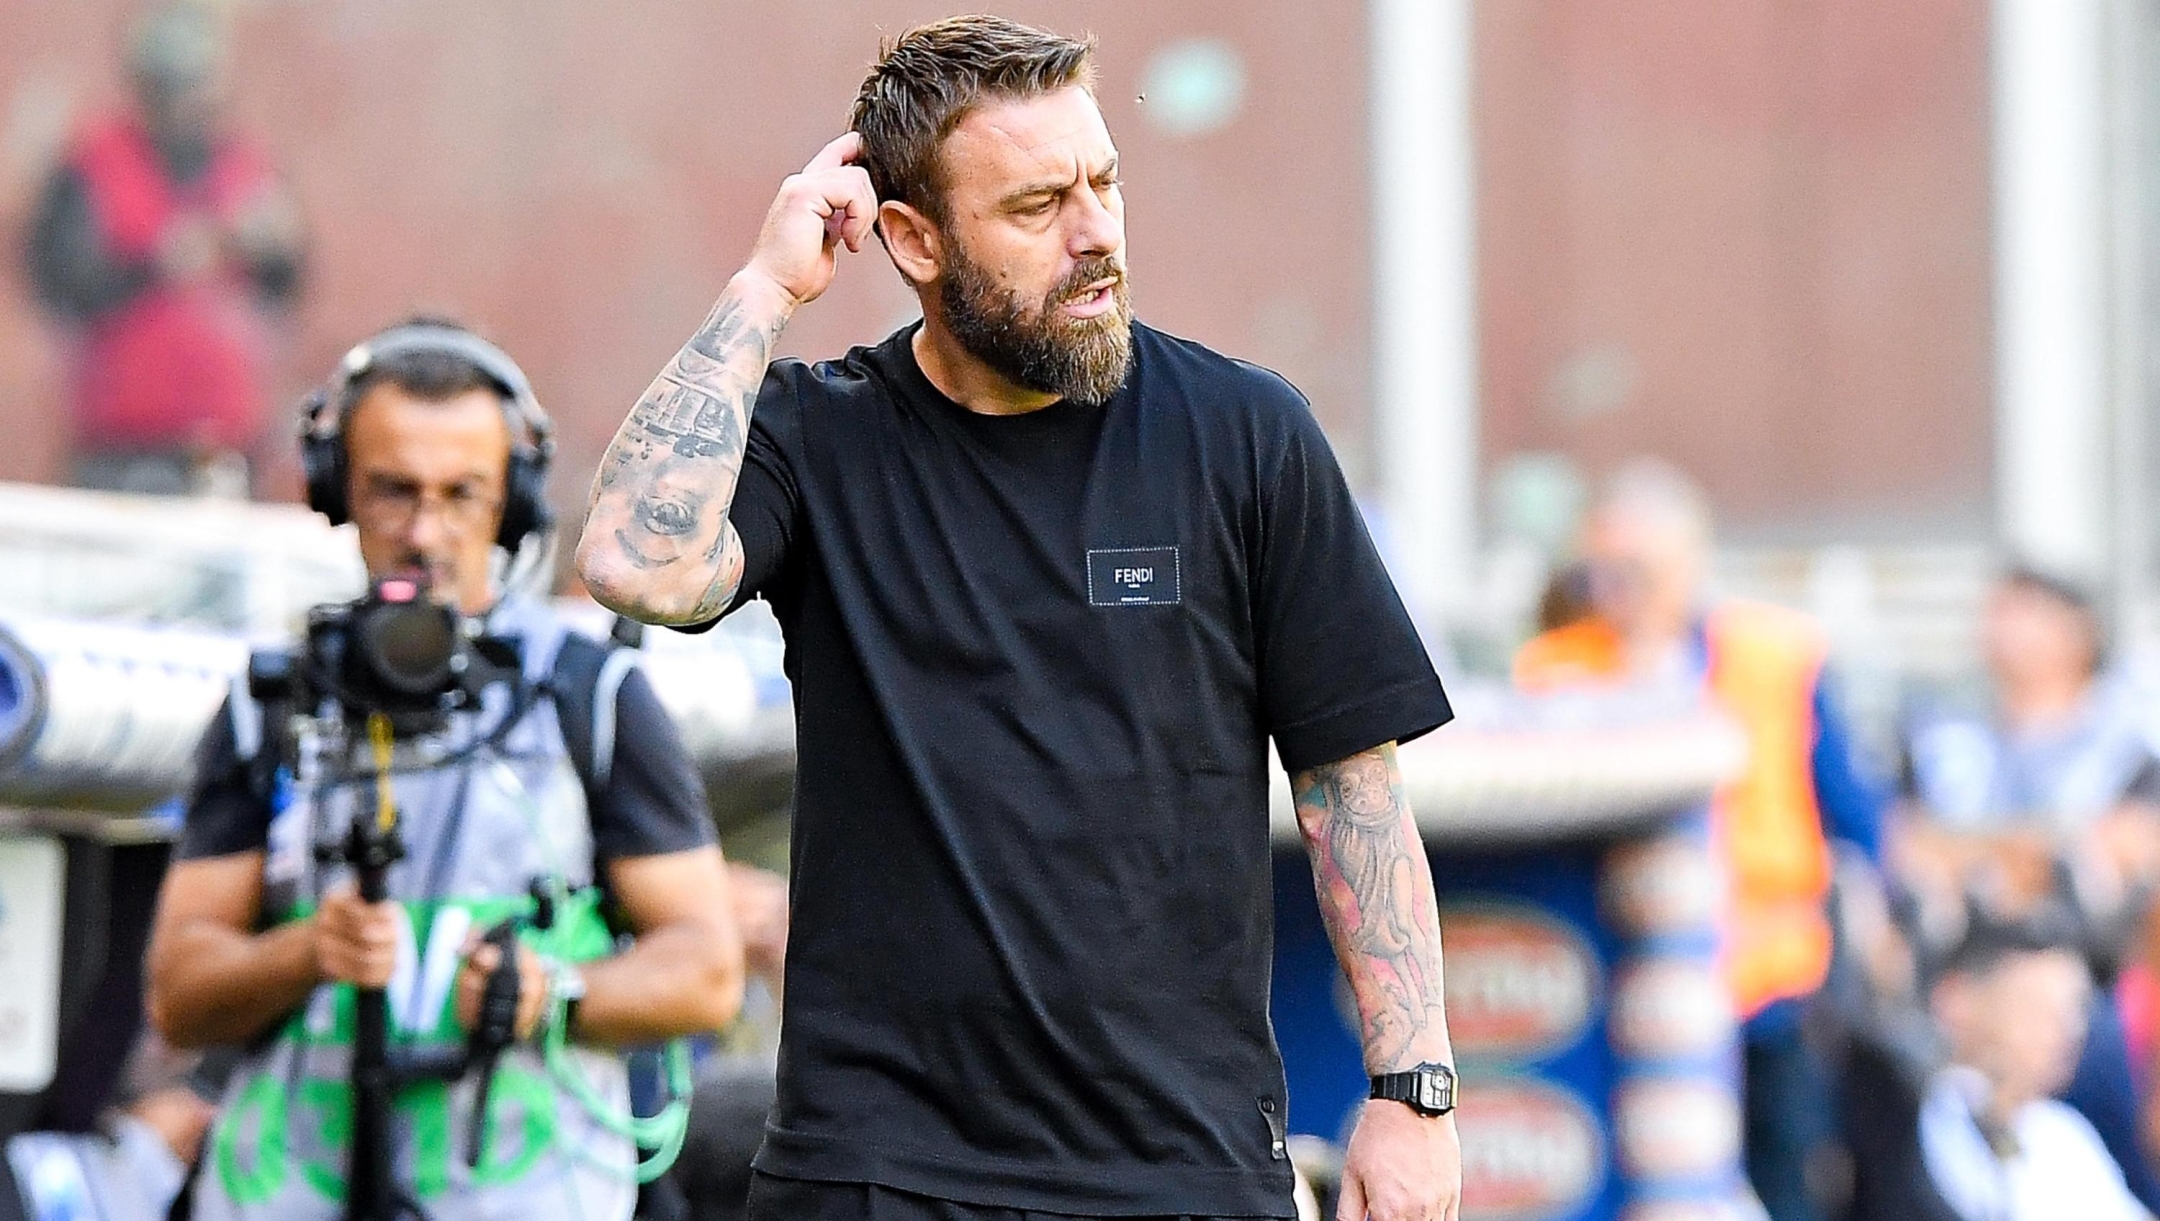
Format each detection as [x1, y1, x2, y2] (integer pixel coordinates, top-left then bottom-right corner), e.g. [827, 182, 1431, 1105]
[537, 987, 692, 1182]
[486, 756, 697, 1184]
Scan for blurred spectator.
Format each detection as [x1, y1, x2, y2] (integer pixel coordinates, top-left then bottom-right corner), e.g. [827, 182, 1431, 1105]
[1891, 566, 2160, 1208]
[1533, 559, 1594, 634]
[666, 862, 788, 1221]
[2, 1037, 218, 1221]
[1513, 459, 1884, 1221]
[1895, 567, 2160, 949]
[1917, 913, 2148, 1221]
[726, 860, 788, 1001]
[24, 1, 302, 498]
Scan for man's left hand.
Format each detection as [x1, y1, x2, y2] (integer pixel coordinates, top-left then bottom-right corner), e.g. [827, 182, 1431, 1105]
[455, 937, 549, 1041]
[1336, 1100, 1461, 1221]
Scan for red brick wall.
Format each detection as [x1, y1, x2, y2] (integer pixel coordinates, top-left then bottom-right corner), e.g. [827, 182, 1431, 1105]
[1, 2, 2003, 541]
[1477, 0, 1994, 538]
[0, 1, 1372, 506]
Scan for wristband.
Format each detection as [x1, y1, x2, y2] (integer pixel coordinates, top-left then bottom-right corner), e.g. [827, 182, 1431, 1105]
[543, 956, 587, 1039]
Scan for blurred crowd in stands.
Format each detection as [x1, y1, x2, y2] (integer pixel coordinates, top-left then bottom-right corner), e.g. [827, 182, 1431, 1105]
[1523, 461, 2160, 1221]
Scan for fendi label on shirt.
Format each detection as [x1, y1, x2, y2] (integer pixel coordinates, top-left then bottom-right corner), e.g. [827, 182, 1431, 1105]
[1088, 546, 1182, 606]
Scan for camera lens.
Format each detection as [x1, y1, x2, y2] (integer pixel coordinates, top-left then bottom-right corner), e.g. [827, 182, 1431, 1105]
[355, 598, 458, 696]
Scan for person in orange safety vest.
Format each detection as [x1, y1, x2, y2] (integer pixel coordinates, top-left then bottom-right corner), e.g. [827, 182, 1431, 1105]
[1515, 460, 1883, 1221]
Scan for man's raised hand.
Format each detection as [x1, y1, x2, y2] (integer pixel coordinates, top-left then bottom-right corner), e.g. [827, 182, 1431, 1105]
[742, 132, 878, 308]
[582, 136, 860, 624]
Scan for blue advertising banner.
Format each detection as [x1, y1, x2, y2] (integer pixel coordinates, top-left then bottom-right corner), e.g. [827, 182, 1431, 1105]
[1270, 806, 1748, 1221]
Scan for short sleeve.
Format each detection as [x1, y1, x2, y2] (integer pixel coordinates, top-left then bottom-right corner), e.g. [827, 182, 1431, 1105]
[677, 362, 805, 633]
[1251, 378, 1453, 773]
[175, 695, 275, 861]
[589, 666, 719, 862]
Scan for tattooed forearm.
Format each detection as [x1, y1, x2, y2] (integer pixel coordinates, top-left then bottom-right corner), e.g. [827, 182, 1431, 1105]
[578, 275, 791, 624]
[688, 296, 767, 366]
[1294, 742, 1453, 1073]
[642, 376, 748, 461]
[613, 480, 707, 569]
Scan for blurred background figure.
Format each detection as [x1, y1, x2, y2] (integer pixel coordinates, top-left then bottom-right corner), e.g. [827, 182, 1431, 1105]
[1889, 566, 2160, 1207]
[1895, 568, 2160, 940]
[23, 0, 303, 498]
[1919, 912, 2145, 1221]
[1515, 460, 1886, 1221]
[666, 862, 788, 1221]
[1, 1035, 218, 1221]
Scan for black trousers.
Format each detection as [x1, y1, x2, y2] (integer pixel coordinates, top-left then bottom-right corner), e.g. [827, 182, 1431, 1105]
[745, 1172, 1259, 1221]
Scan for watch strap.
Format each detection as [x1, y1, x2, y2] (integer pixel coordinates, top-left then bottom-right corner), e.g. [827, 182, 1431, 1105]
[1369, 1062, 1457, 1116]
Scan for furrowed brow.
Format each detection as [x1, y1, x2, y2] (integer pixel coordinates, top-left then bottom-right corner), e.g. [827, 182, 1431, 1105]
[998, 179, 1070, 209]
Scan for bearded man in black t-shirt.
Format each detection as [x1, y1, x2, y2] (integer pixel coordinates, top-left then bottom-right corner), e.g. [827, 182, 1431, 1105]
[578, 16, 1462, 1221]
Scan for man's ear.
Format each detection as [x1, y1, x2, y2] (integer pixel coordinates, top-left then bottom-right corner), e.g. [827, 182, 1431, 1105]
[879, 200, 941, 286]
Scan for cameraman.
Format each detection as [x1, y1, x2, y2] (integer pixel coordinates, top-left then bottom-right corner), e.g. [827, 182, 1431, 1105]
[144, 321, 745, 1221]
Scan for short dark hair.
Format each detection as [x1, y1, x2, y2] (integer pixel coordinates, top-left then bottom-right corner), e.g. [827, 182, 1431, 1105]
[2000, 563, 2098, 620]
[342, 315, 508, 412]
[1936, 905, 2086, 982]
[1998, 562, 2107, 674]
[848, 14, 1096, 225]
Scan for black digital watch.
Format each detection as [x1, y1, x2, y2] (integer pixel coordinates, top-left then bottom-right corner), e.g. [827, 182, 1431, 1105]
[1369, 1062, 1458, 1117]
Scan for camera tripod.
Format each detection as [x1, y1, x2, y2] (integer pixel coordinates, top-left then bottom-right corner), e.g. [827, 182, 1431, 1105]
[325, 713, 533, 1221]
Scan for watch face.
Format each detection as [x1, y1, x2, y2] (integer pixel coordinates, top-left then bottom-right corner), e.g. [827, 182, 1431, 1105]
[1418, 1066, 1456, 1114]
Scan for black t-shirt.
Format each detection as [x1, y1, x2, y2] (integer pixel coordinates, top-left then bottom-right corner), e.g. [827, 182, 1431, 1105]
[700, 322, 1451, 1217]
[177, 665, 714, 867]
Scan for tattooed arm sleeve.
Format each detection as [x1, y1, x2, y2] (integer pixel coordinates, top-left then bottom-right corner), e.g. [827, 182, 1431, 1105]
[576, 273, 795, 625]
[1293, 742, 1456, 1074]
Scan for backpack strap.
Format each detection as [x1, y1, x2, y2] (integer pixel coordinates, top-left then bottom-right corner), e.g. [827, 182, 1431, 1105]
[227, 672, 264, 761]
[549, 619, 645, 806]
[588, 648, 641, 789]
[224, 669, 291, 817]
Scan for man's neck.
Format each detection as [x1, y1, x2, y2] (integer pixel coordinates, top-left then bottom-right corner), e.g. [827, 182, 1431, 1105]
[911, 312, 1060, 417]
[1973, 1075, 2035, 1144]
[2000, 672, 2090, 731]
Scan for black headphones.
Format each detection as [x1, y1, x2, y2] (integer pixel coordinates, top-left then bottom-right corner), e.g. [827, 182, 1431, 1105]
[300, 322, 556, 551]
